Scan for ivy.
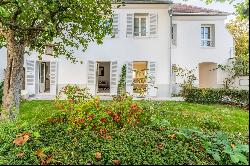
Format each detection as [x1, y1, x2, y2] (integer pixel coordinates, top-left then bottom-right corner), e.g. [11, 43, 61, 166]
[117, 64, 126, 95]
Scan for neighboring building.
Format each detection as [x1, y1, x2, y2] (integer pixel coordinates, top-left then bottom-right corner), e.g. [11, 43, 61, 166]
[0, 0, 239, 99]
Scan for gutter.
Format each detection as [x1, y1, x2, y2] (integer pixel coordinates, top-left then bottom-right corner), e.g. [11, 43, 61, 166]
[168, 4, 173, 97]
[172, 12, 230, 16]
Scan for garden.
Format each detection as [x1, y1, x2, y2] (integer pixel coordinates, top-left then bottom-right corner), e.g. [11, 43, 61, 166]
[0, 85, 249, 165]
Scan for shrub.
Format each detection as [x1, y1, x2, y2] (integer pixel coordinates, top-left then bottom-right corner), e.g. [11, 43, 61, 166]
[201, 119, 221, 130]
[54, 86, 150, 136]
[0, 81, 3, 105]
[184, 88, 249, 108]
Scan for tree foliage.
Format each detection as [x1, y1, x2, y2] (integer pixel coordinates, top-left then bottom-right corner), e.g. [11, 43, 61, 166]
[0, 0, 114, 63]
[202, 0, 249, 19]
[226, 17, 249, 58]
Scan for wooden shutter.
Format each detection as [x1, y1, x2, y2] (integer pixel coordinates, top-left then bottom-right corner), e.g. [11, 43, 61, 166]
[126, 13, 134, 37]
[110, 61, 118, 95]
[26, 60, 36, 95]
[149, 13, 158, 37]
[148, 62, 157, 97]
[50, 61, 58, 95]
[112, 14, 119, 38]
[87, 61, 96, 95]
[126, 62, 133, 95]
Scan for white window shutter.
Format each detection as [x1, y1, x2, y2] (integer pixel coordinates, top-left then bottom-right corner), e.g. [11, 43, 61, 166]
[50, 61, 58, 95]
[112, 14, 119, 38]
[110, 61, 118, 95]
[126, 13, 134, 37]
[149, 13, 158, 37]
[148, 62, 157, 97]
[87, 61, 96, 95]
[26, 60, 36, 95]
[126, 62, 133, 95]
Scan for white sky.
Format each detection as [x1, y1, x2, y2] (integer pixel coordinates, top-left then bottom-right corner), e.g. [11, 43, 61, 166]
[173, 0, 244, 22]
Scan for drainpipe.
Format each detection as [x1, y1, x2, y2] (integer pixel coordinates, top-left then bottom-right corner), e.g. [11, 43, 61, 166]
[168, 4, 173, 97]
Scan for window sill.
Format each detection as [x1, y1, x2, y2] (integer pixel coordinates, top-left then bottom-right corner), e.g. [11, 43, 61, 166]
[200, 46, 216, 49]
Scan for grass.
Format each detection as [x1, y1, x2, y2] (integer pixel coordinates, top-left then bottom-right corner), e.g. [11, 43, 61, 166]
[0, 100, 249, 165]
[17, 100, 249, 135]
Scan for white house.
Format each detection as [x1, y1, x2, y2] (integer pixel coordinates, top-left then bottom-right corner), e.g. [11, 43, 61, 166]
[0, 0, 239, 99]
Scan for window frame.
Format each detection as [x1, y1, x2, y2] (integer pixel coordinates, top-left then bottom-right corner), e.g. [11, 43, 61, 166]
[134, 14, 149, 37]
[201, 25, 215, 47]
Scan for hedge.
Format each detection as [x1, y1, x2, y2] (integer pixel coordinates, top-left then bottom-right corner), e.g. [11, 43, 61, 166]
[0, 81, 3, 105]
[184, 88, 249, 108]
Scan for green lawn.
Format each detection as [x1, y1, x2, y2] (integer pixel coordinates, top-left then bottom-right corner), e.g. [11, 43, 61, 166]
[19, 100, 249, 134]
[0, 100, 249, 165]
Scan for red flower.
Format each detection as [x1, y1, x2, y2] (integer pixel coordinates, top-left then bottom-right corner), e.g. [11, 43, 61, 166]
[130, 104, 138, 111]
[105, 110, 113, 116]
[100, 118, 107, 123]
[79, 118, 85, 123]
[88, 114, 95, 121]
[69, 98, 74, 103]
[112, 114, 121, 123]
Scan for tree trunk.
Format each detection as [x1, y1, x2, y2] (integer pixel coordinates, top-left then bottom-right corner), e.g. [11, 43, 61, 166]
[1, 29, 25, 119]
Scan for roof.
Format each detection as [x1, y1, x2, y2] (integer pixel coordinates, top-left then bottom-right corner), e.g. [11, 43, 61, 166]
[113, 0, 172, 4]
[172, 3, 230, 16]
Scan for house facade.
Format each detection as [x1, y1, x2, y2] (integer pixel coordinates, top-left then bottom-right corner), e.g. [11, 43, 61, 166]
[0, 1, 237, 99]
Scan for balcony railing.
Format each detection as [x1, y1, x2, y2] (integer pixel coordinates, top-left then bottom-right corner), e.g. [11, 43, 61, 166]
[201, 40, 215, 47]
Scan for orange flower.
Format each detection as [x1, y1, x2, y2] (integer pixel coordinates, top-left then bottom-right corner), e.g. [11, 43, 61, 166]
[79, 118, 85, 124]
[105, 110, 113, 116]
[100, 118, 107, 123]
[112, 114, 121, 123]
[130, 103, 138, 111]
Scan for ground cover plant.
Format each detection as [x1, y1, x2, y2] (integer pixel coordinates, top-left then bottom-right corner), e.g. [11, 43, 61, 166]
[0, 85, 249, 165]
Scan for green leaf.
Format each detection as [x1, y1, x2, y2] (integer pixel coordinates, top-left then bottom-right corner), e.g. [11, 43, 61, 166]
[223, 145, 233, 154]
[0, 6, 9, 18]
[230, 154, 240, 163]
[235, 144, 249, 153]
[236, 153, 249, 165]
[212, 152, 221, 162]
[33, 131, 41, 138]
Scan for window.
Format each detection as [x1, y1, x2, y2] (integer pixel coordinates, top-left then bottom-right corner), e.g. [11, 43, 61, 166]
[201, 25, 215, 47]
[172, 24, 177, 46]
[132, 61, 148, 93]
[134, 14, 148, 37]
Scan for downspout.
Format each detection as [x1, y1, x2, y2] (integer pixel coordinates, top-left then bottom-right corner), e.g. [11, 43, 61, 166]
[168, 4, 173, 97]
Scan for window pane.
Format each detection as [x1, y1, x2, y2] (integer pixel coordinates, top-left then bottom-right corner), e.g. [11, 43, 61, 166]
[201, 27, 204, 39]
[204, 27, 211, 39]
[134, 18, 140, 36]
[133, 61, 148, 93]
[141, 18, 146, 36]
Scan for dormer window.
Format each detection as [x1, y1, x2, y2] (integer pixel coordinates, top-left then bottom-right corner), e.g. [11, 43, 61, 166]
[45, 45, 53, 55]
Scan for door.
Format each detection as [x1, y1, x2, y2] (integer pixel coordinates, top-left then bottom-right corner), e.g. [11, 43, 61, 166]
[39, 62, 46, 93]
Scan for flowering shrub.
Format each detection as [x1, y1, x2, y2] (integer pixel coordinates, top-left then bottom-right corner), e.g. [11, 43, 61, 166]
[54, 85, 150, 137]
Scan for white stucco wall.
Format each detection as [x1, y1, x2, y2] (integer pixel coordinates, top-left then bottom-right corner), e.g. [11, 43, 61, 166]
[24, 4, 172, 97]
[0, 4, 238, 98]
[172, 15, 234, 88]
